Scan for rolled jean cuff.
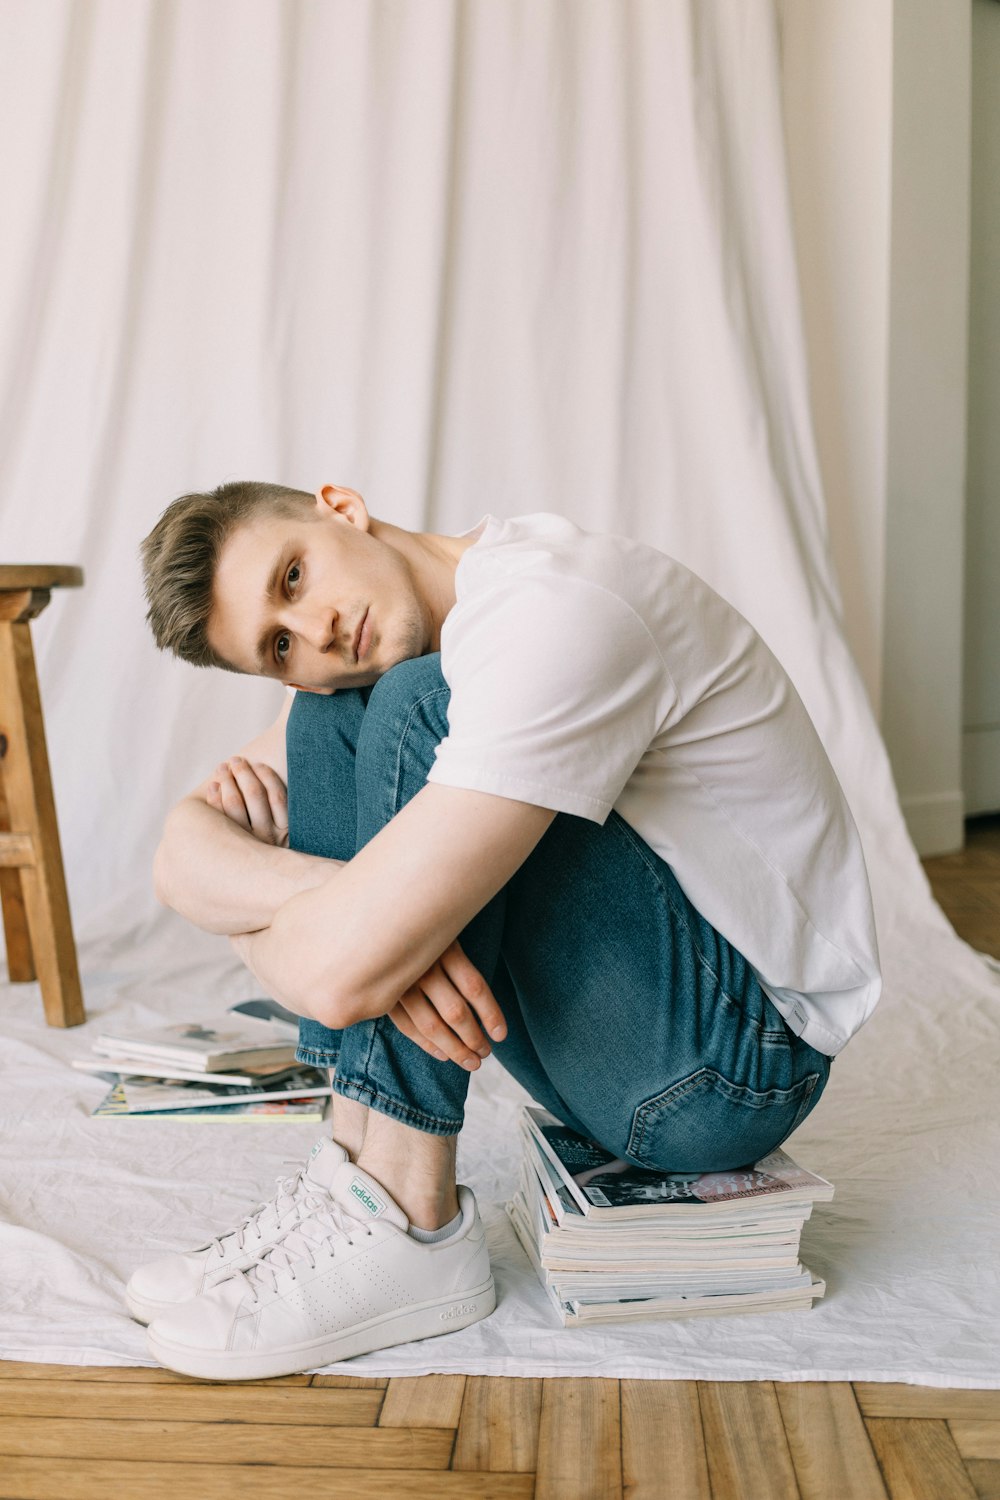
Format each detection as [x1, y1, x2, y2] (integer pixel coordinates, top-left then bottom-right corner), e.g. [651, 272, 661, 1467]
[331, 1072, 465, 1136]
[297, 1043, 340, 1070]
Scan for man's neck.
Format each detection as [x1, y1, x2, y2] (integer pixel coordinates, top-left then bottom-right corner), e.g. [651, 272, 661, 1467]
[369, 517, 482, 651]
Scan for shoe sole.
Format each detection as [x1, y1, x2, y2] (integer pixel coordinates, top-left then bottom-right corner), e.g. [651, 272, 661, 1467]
[146, 1276, 496, 1380]
[125, 1289, 166, 1327]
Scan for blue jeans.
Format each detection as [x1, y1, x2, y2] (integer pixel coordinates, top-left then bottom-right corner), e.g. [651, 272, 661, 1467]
[291, 654, 832, 1173]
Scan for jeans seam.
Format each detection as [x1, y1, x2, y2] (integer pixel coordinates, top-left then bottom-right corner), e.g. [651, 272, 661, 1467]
[389, 685, 451, 817]
[630, 1069, 712, 1161]
[297, 1046, 339, 1068]
[610, 812, 772, 1033]
[629, 1066, 822, 1163]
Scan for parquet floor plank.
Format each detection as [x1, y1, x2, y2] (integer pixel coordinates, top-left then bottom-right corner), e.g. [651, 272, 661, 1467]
[453, 1374, 542, 1472]
[0, 1379, 381, 1425]
[620, 1378, 710, 1499]
[0, 1360, 311, 1384]
[311, 1372, 389, 1389]
[950, 1420, 1000, 1460]
[865, 1417, 979, 1500]
[963, 1459, 1000, 1499]
[775, 1381, 888, 1499]
[0, 1414, 452, 1467]
[0, 1456, 535, 1500]
[698, 1381, 799, 1500]
[854, 1386, 1000, 1421]
[379, 1373, 466, 1429]
[535, 1377, 622, 1500]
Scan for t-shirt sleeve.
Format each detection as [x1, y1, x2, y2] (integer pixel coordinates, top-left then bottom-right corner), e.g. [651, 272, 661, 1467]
[427, 575, 672, 821]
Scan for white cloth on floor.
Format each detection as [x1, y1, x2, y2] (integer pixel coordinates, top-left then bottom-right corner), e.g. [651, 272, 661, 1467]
[1, 913, 998, 1386]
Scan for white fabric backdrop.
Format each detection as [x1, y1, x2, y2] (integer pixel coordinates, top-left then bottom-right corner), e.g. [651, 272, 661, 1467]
[1, 0, 998, 1383]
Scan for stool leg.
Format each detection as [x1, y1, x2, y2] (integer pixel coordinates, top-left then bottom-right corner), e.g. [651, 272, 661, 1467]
[0, 763, 35, 980]
[0, 619, 85, 1027]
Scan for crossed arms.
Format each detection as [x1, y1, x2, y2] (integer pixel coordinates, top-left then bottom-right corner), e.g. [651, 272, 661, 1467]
[154, 694, 555, 1068]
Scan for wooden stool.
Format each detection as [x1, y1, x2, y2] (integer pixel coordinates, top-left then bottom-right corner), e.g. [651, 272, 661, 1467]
[0, 565, 85, 1027]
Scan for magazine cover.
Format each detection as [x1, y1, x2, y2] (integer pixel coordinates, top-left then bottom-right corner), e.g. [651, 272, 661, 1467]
[73, 1058, 306, 1086]
[92, 1081, 329, 1121]
[93, 1018, 298, 1070]
[91, 1065, 330, 1113]
[523, 1106, 833, 1217]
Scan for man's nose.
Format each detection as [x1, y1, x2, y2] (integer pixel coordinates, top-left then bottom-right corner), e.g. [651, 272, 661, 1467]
[298, 604, 338, 653]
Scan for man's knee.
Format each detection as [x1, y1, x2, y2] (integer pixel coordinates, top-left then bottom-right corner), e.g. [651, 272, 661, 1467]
[286, 686, 365, 775]
[359, 653, 449, 753]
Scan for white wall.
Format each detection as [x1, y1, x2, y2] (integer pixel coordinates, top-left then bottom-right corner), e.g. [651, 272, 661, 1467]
[882, 0, 970, 855]
[778, 0, 971, 856]
[963, 0, 1000, 815]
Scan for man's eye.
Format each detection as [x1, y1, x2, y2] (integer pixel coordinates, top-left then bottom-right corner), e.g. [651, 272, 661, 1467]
[287, 563, 301, 592]
[276, 633, 291, 662]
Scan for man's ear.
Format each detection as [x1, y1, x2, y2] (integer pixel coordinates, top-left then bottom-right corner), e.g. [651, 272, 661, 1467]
[313, 484, 370, 531]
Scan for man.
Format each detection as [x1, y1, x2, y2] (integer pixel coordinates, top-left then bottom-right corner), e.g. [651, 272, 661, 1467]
[130, 479, 880, 1380]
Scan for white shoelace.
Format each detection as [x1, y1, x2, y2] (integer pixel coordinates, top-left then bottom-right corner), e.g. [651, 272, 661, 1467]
[236, 1199, 373, 1304]
[208, 1166, 314, 1261]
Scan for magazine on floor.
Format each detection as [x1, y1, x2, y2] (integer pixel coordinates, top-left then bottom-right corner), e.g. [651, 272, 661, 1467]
[72, 1057, 306, 1086]
[89, 1065, 331, 1115]
[92, 1078, 329, 1121]
[92, 1017, 299, 1072]
[227, 997, 301, 1031]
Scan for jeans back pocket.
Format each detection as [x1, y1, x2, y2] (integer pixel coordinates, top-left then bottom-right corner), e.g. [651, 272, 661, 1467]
[627, 1065, 824, 1174]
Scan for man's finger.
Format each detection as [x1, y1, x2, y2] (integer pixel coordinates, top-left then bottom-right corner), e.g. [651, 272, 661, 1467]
[216, 765, 252, 831]
[253, 763, 290, 839]
[253, 763, 288, 805]
[438, 940, 507, 1042]
[387, 1002, 448, 1061]
[399, 988, 483, 1069]
[228, 758, 279, 839]
[406, 980, 488, 1065]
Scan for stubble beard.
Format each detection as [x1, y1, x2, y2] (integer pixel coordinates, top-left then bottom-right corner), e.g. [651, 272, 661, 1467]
[360, 594, 430, 687]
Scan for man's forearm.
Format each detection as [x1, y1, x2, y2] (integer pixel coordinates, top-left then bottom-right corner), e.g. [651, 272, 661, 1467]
[154, 796, 341, 935]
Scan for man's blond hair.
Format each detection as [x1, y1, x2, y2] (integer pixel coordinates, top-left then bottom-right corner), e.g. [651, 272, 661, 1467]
[140, 480, 312, 669]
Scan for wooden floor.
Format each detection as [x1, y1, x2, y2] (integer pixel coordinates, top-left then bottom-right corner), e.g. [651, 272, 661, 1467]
[2, 816, 998, 1500]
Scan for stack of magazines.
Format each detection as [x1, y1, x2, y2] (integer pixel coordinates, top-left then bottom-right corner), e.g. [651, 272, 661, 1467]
[507, 1105, 833, 1326]
[75, 1008, 331, 1122]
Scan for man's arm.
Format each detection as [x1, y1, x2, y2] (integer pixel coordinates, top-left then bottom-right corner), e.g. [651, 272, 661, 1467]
[153, 694, 338, 935]
[232, 782, 556, 1027]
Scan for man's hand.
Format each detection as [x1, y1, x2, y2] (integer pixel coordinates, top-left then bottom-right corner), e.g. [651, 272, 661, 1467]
[227, 930, 506, 1064]
[207, 757, 289, 847]
[387, 938, 507, 1071]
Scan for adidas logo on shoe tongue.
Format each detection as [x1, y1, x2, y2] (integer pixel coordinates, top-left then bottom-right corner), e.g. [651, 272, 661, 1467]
[348, 1177, 386, 1219]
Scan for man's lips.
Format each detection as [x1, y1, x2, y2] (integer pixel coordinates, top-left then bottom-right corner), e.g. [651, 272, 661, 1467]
[353, 608, 371, 662]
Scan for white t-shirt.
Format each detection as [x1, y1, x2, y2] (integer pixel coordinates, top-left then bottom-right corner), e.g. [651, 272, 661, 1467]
[428, 511, 882, 1058]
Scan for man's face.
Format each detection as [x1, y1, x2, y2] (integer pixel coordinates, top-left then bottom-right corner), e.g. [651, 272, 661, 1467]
[206, 487, 431, 692]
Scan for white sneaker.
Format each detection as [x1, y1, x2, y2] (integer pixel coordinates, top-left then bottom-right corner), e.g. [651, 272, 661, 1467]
[145, 1161, 496, 1380]
[125, 1138, 348, 1325]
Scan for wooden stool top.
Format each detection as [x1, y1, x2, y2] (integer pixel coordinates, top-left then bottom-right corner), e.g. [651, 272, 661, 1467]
[0, 566, 84, 592]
